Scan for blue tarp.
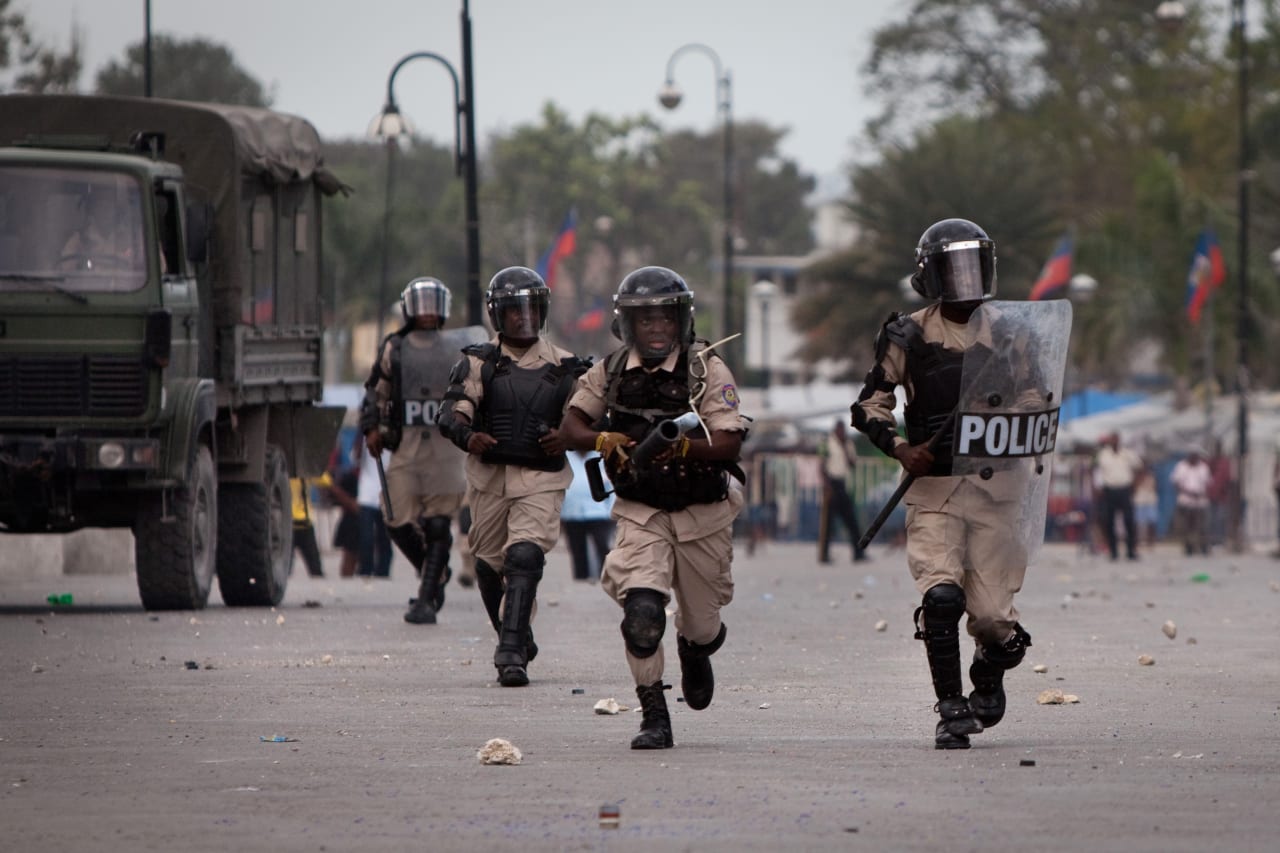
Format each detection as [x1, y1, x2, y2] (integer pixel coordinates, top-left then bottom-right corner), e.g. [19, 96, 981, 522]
[1058, 389, 1148, 423]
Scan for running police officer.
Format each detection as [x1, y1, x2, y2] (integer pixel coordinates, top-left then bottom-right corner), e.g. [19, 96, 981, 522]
[851, 219, 1045, 749]
[437, 266, 590, 687]
[560, 266, 748, 750]
[361, 277, 485, 624]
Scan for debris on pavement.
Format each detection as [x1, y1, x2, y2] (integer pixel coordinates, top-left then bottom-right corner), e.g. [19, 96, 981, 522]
[1138, 654, 1155, 666]
[571, 688, 585, 694]
[1032, 664, 1049, 673]
[598, 803, 620, 829]
[1020, 759, 1036, 767]
[320, 654, 334, 664]
[30, 663, 43, 673]
[259, 735, 298, 743]
[183, 660, 199, 670]
[874, 619, 888, 632]
[1037, 689, 1080, 705]
[758, 702, 771, 710]
[593, 698, 628, 715]
[1162, 620, 1177, 639]
[46, 593, 73, 606]
[477, 738, 522, 765]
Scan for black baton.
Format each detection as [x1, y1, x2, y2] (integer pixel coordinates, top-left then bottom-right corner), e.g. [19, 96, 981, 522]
[373, 448, 394, 523]
[858, 411, 956, 550]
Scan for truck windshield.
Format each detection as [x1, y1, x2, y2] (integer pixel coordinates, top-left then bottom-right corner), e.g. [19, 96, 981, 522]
[0, 166, 148, 294]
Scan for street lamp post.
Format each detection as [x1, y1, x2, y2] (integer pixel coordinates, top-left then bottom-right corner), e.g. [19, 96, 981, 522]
[369, 40, 481, 340]
[1156, 0, 1251, 549]
[658, 43, 734, 352]
[752, 280, 779, 410]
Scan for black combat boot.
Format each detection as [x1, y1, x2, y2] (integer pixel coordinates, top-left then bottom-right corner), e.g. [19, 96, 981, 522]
[916, 584, 983, 750]
[492, 543, 543, 687]
[676, 623, 726, 711]
[475, 559, 537, 665]
[968, 624, 1031, 729]
[631, 681, 673, 750]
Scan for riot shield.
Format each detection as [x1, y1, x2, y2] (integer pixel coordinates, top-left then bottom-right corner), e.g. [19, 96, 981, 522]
[950, 300, 1072, 564]
[400, 325, 490, 430]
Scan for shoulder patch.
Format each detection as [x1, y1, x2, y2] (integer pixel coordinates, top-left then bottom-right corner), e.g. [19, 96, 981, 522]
[721, 384, 740, 408]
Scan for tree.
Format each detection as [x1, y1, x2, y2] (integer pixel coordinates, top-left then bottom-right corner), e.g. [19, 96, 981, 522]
[95, 35, 271, 106]
[792, 116, 1061, 377]
[0, 0, 81, 92]
[835, 0, 1280, 390]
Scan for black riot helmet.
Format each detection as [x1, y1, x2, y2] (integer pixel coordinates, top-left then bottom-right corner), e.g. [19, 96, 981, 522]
[614, 266, 695, 360]
[486, 266, 549, 344]
[910, 218, 997, 303]
[400, 277, 451, 325]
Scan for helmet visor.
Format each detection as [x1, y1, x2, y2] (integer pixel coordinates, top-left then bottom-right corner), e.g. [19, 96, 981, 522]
[616, 293, 693, 359]
[922, 242, 995, 302]
[492, 290, 548, 339]
[404, 283, 450, 320]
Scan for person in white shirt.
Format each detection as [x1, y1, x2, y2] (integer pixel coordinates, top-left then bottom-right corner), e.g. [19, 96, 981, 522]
[818, 419, 869, 563]
[1093, 433, 1144, 561]
[1170, 446, 1212, 556]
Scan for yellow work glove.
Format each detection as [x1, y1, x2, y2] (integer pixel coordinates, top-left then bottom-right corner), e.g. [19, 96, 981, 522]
[595, 431, 632, 461]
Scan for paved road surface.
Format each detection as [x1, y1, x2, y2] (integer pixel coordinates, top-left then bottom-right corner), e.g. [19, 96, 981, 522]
[2, 539, 1277, 852]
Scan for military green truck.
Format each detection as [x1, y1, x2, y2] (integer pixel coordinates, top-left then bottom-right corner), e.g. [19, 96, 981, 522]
[0, 95, 347, 610]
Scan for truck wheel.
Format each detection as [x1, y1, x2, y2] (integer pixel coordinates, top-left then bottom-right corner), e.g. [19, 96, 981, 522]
[216, 444, 292, 606]
[134, 444, 218, 610]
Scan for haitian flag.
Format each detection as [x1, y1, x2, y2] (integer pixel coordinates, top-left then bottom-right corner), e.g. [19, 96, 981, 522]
[535, 208, 577, 288]
[1184, 229, 1226, 324]
[575, 298, 607, 332]
[1028, 234, 1074, 301]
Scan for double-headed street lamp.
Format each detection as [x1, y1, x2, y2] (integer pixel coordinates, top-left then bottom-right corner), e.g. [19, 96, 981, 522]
[369, 7, 482, 340]
[1156, 0, 1251, 549]
[658, 43, 734, 352]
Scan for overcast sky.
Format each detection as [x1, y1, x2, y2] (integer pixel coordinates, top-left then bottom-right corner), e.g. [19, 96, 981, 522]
[24, 0, 901, 194]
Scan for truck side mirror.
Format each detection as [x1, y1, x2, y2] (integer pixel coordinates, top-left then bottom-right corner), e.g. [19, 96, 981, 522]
[185, 201, 212, 264]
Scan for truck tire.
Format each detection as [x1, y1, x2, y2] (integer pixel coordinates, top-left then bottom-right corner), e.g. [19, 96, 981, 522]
[216, 444, 292, 606]
[134, 444, 218, 610]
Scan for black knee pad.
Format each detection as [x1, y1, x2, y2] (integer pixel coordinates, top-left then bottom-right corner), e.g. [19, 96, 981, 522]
[922, 583, 966, 621]
[980, 623, 1032, 670]
[504, 541, 545, 581]
[621, 589, 666, 659]
[422, 514, 452, 545]
[915, 583, 966, 640]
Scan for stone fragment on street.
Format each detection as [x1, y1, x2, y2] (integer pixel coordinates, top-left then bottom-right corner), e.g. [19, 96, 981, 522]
[1138, 654, 1154, 666]
[1037, 689, 1080, 705]
[477, 738, 522, 765]
[593, 698, 628, 715]
[1162, 620, 1177, 639]
[874, 619, 887, 632]
[1032, 664, 1048, 673]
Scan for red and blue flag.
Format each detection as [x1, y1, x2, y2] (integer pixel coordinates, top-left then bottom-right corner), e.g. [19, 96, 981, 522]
[536, 208, 577, 289]
[1184, 229, 1226, 324]
[1028, 234, 1074, 301]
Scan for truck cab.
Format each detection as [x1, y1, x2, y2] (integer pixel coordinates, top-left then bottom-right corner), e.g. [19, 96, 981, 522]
[0, 95, 346, 610]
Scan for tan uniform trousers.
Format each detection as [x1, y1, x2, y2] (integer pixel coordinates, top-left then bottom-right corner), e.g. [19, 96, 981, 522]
[905, 478, 1026, 645]
[601, 488, 742, 686]
[467, 486, 563, 570]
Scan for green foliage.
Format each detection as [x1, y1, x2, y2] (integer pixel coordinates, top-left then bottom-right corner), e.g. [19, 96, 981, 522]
[0, 0, 81, 92]
[95, 35, 271, 105]
[805, 0, 1280, 390]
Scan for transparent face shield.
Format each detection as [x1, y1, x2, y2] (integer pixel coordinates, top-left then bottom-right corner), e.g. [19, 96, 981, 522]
[492, 290, 548, 340]
[616, 294, 693, 360]
[920, 242, 996, 302]
[404, 282, 450, 322]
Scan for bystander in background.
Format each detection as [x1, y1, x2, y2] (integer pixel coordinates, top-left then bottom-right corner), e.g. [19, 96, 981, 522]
[817, 419, 868, 563]
[355, 442, 394, 577]
[561, 449, 615, 581]
[1170, 445, 1212, 556]
[1093, 432, 1143, 561]
[290, 476, 327, 578]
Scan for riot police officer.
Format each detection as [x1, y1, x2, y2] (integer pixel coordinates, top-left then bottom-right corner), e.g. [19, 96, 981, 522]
[850, 219, 1034, 749]
[361, 277, 484, 624]
[437, 267, 589, 687]
[560, 266, 748, 750]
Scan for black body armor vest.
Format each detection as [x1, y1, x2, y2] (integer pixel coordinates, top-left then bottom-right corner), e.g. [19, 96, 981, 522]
[601, 348, 728, 511]
[469, 343, 584, 472]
